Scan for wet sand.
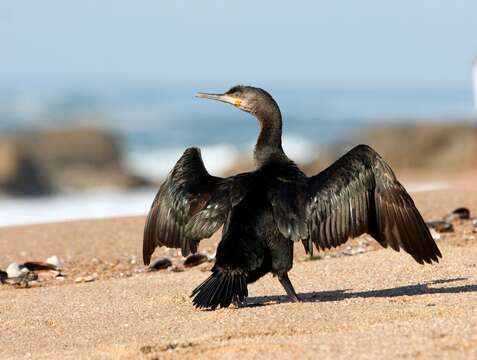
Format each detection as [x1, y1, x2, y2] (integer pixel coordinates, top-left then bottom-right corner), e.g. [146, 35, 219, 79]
[1, 189, 477, 359]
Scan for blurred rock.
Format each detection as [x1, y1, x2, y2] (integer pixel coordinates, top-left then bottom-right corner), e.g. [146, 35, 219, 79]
[0, 140, 52, 195]
[0, 127, 150, 195]
[302, 124, 477, 176]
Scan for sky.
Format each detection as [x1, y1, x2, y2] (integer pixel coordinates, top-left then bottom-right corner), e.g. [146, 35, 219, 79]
[1, 1, 477, 89]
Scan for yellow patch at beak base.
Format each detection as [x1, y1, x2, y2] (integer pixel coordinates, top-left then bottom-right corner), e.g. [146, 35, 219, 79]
[234, 99, 241, 107]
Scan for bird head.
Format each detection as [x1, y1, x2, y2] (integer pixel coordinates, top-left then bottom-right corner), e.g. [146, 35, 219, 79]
[195, 85, 280, 119]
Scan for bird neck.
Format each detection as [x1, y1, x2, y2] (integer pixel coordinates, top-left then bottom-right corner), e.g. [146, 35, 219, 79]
[253, 107, 286, 166]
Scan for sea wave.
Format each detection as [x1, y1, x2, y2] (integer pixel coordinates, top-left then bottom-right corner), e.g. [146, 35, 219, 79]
[0, 181, 449, 228]
[282, 134, 320, 163]
[0, 188, 157, 227]
[123, 143, 241, 180]
[124, 135, 320, 180]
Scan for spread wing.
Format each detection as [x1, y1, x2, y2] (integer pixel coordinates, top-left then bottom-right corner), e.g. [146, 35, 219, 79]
[143, 147, 254, 265]
[305, 144, 441, 264]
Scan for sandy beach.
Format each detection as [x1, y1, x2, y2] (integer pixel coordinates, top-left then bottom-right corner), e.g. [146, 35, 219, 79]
[2, 1, 477, 359]
[1, 188, 477, 359]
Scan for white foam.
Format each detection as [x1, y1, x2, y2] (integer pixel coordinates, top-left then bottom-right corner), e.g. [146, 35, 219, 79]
[282, 134, 319, 163]
[124, 134, 319, 181]
[0, 181, 449, 228]
[403, 181, 449, 193]
[124, 143, 240, 180]
[0, 188, 157, 227]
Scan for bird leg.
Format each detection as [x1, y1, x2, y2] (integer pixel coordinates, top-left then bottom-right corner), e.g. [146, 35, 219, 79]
[278, 273, 300, 302]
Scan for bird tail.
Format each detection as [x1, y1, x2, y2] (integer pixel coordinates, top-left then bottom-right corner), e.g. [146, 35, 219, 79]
[191, 269, 248, 310]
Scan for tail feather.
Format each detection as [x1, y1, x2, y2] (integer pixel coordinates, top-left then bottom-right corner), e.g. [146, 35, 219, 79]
[191, 270, 248, 310]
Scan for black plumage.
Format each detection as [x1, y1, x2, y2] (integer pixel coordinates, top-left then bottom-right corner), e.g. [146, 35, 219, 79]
[143, 85, 442, 310]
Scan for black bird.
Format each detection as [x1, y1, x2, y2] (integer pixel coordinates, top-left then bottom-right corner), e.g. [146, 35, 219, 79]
[143, 85, 442, 310]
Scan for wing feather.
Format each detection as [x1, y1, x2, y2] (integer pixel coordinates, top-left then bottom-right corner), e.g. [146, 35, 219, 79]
[143, 147, 254, 264]
[306, 144, 441, 264]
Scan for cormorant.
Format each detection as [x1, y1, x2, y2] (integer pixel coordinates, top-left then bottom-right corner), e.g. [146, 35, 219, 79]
[143, 85, 442, 310]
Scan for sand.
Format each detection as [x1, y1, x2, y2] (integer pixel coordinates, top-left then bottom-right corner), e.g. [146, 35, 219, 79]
[1, 189, 477, 359]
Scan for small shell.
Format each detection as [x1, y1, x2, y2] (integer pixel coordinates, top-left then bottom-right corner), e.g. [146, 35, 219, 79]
[0, 270, 7, 284]
[426, 220, 453, 233]
[5, 270, 38, 286]
[45, 255, 64, 269]
[148, 257, 173, 271]
[22, 261, 57, 272]
[6, 263, 24, 278]
[183, 253, 208, 268]
[446, 207, 471, 222]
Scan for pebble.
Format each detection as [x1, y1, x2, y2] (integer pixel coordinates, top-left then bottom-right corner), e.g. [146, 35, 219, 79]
[3, 255, 64, 287]
[49, 270, 62, 277]
[83, 275, 96, 283]
[15, 279, 30, 288]
[342, 245, 367, 256]
[5, 270, 38, 287]
[75, 274, 97, 283]
[473, 219, 477, 233]
[149, 257, 173, 271]
[24, 271, 38, 281]
[170, 265, 185, 272]
[183, 253, 209, 267]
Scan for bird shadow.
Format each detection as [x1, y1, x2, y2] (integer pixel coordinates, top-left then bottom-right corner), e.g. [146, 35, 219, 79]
[243, 277, 474, 308]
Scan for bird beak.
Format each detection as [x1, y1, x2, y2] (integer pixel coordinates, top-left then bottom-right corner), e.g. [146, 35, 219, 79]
[195, 92, 242, 108]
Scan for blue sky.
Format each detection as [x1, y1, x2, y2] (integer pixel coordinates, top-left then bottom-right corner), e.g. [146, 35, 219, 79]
[1, 1, 476, 89]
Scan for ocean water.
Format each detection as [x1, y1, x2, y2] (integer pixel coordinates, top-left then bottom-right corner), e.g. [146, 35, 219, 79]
[0, 181, 450, 227]
[1, 83, 474, 179]
[0, 83, 474, 226]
